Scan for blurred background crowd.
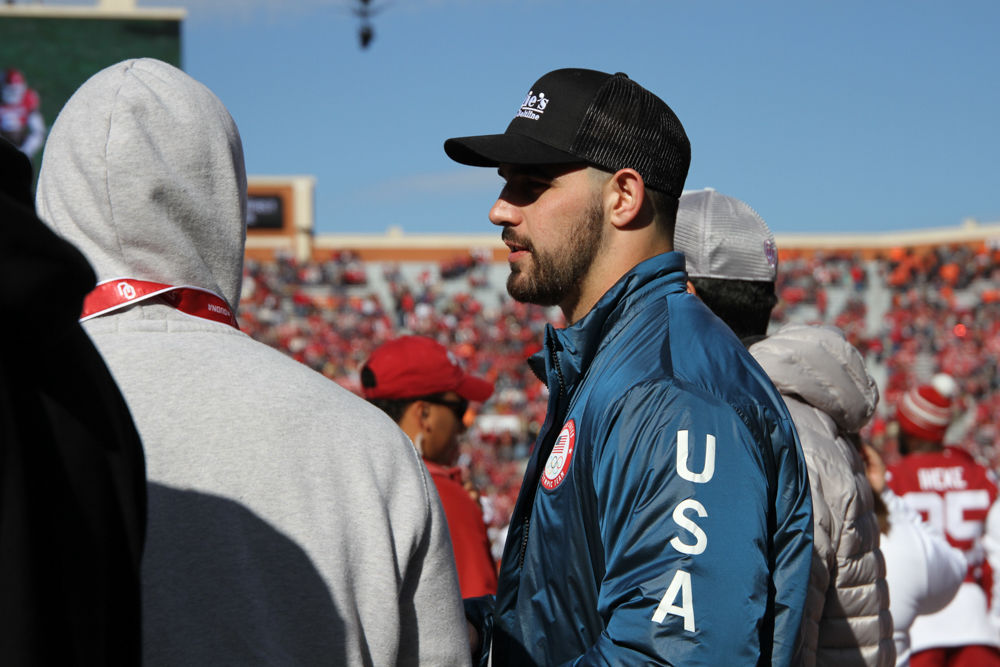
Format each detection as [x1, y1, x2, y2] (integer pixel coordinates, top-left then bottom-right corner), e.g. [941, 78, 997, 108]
[238, 241, 1000, 559]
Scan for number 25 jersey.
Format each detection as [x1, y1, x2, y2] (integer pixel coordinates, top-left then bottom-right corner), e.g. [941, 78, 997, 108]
[888, 446, 998, 584]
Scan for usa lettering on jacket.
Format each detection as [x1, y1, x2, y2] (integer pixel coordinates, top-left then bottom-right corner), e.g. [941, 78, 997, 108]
[651, 429, 716, 632]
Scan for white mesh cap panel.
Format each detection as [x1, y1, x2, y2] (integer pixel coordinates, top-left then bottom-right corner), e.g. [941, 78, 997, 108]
[675, 188, 778, 282]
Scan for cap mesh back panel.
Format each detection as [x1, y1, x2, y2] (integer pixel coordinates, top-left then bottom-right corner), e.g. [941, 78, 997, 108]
[572, 75, 690, 198]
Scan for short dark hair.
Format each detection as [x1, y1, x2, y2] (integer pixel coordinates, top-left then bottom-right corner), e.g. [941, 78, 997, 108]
[361, 365, 411, 423]
[647, 187, 679, 239]
[689, 276, 777, 340]
[589, 167, 678, 238]
[361, 365, 468, 424]
[366, 397, 410, 424]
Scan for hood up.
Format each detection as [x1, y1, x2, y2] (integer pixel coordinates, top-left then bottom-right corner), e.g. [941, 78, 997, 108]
[36, 58, 247, 309]
[750, 323, 878, 434]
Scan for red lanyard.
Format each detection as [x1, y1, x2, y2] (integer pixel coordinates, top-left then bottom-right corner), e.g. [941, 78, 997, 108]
[81, 278, 239, 329]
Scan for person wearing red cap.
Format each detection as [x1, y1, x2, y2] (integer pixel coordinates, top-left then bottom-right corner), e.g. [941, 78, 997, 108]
[362, 335, 499, 599]
[887, 374, 1000, 666]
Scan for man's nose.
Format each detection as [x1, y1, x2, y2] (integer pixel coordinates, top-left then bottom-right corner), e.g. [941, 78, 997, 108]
[489, 196, 520, 227]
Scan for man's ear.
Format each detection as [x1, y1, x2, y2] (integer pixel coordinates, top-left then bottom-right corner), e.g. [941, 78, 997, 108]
[606, 168, 646, 230]
[402, 400, 431, 429]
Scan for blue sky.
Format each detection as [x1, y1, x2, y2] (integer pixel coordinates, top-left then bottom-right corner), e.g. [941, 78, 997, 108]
[80, 1, 1000, 236]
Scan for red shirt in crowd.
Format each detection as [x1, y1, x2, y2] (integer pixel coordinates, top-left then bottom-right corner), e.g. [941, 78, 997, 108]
[423, 460, 498, 598]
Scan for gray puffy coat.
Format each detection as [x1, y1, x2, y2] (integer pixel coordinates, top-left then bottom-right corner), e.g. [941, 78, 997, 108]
[751, 324, 894, 667]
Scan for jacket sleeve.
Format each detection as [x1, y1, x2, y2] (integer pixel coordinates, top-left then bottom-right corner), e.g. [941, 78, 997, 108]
[764, 414, 814, 666]
[399, 456, 473, 667]
[463, 595, 495, 667]
[799, 447, 833, 666]
[884, 488, 966, 615]
[983, 500, 1000, 625]
[569, 383, 779, 665]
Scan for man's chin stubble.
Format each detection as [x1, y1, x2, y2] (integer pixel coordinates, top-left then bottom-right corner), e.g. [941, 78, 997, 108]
[506, 266, 566, 307]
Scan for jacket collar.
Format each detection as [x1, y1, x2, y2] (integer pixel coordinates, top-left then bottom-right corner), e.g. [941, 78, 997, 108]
[528, 252, 688, 392]
[422, 458, 464, 482]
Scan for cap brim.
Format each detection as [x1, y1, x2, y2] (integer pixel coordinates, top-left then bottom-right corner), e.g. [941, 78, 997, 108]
[456, 374, 495, 403]
[444, 133, 581, 167]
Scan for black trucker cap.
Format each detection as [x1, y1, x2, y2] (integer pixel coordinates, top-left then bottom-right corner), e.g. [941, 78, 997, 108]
[444, 68, 691, 198]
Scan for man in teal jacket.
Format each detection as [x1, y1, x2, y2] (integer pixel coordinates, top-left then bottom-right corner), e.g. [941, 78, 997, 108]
[445, 68, 813, 665]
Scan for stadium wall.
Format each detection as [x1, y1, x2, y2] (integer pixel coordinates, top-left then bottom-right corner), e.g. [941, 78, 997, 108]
[245, 177, 999, 263]
[247, 203, 1000, 264]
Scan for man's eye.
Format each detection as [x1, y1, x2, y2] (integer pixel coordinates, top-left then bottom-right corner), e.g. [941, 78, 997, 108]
[521, 178, 549, 191]
[499, 173, 551, 205]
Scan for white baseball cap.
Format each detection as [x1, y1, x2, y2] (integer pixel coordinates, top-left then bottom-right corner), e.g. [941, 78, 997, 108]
[674, 188, 778, 282]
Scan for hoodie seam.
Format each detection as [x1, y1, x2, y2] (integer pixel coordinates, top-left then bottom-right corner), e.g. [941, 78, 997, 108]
[103, 60, 137, 269]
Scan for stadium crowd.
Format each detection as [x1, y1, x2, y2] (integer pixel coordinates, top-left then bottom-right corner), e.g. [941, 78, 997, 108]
[13, 57, 996, 664]
[239, 251, 556, 552]
[238, 241, 1000, 550]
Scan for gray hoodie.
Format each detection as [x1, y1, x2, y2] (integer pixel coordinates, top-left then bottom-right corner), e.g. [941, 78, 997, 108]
[37, 58, 468, 666]
[751, 324, 894, 667]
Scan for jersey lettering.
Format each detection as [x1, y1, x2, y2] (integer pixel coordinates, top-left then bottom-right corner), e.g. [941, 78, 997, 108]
[918, 466, 967, 491]
[946, 490, 991, 542]
[904, 489, 991, 557]
[892, 451, 998, 585]
[670, 499, 708, 556]
[652, 569, 695, 631]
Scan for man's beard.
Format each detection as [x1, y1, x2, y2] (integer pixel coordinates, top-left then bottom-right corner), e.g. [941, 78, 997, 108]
[505, 197, 604, 307]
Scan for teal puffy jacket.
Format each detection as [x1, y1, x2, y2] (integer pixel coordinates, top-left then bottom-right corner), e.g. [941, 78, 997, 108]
[469, 252, 813, 666]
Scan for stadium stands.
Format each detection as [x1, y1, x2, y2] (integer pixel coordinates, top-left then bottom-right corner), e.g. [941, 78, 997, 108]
[238, 239, 1000, 555]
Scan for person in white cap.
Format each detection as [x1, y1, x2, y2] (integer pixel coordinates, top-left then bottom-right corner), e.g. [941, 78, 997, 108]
[673, 188, 781, 340]
[887, 374, 1000, 667]
[675, 188, 895, 666]
[35, 58, 468, 666]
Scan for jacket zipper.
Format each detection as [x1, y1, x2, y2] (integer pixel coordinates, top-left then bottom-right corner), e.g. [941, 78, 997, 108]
[517, 516, 530, 568]
[552, 349, 567, 401]
[518, 348, 568, 569]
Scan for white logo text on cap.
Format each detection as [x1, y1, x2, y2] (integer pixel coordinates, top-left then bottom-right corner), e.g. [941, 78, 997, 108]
[517, 90, 549, 121]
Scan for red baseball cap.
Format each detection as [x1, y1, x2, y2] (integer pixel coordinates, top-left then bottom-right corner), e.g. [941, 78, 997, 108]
[361, 335, 494, 402]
